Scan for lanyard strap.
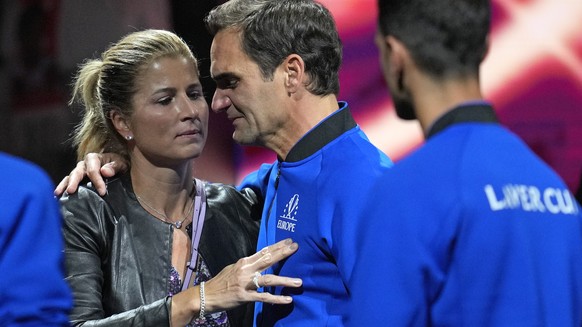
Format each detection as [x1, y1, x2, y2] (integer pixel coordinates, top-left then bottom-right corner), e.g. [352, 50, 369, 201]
[182, 179, 207, 292]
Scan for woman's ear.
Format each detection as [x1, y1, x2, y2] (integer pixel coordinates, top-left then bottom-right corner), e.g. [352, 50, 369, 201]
[283, 54, 305, 94]
[109, 109, 133, 140]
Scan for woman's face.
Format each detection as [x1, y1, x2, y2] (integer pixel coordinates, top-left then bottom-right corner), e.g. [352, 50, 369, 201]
[127, 55, 209, 167]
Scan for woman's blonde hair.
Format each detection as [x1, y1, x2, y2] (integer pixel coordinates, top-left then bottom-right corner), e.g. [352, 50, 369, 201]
[70, 29, 198, 161]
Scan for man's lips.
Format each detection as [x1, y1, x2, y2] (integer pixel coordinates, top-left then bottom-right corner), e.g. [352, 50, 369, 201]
[228, 115, 243, 123]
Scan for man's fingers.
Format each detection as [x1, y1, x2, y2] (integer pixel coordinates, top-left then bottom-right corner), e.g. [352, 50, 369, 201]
[54, 153, 127, 197]
[100, 160, 127, 178]
[84, 153, 103, 175]
[85, 153, 107, 195]
[54, 175, 70, 196]
[64, 161, 87, 195]
[100, 163, 117, 178]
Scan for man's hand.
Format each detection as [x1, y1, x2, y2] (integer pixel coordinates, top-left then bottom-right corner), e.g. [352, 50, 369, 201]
[54, 153, 128, 196]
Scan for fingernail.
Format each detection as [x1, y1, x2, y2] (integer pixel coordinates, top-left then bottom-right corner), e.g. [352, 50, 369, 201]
[293, 279, 302, 285]
[288, 242, 298, 250]
[284, 296, 293, 302]
[284, 238, 293, 245]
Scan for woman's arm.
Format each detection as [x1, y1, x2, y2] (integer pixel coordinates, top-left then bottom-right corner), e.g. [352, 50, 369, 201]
[60, 187, 172, 326]
[170, 239, 301, 326]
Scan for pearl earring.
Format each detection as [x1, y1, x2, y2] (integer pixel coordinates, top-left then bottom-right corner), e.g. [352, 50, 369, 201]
[125, 135, 133, 141]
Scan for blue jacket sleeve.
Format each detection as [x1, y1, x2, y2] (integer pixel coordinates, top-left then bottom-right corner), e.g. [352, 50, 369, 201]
[346, 194, 430, 326]
[0, 156, 72, 326]
[344, 171, 456, 326]
[237, 162, 277, 200]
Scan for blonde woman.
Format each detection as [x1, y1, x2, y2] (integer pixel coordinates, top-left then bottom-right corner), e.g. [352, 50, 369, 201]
[59, 29, 300, 327]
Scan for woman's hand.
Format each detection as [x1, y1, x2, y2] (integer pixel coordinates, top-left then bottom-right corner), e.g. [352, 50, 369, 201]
[205, 238, 302, 310]
[171, 238, 302, 325]
[54, 153, 128, 196]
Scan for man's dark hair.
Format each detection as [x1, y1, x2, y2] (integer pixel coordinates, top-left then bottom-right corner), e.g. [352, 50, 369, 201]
[377, 0, 490, 79]
[205, 0, 342, 96]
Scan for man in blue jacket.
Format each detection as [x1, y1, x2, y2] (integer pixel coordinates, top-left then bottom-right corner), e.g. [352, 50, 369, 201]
[0, 153, 72, 326]
[348, 0, 582, 325]
[205, 1, 393, 325]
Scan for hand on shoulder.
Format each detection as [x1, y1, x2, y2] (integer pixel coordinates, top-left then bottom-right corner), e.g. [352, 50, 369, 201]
[54, 153, 128, 196]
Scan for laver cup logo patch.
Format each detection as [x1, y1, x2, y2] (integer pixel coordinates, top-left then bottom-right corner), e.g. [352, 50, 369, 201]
[277, 194, 299, 232]
[484, 184, 579, 215]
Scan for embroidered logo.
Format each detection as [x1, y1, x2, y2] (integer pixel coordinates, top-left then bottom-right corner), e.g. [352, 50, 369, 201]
[277, 194, 299, 232]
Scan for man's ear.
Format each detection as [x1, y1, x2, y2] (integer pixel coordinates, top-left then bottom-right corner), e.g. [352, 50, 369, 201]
[109, 109, 132, 140]
[482, 34, 491, 63]
[283, 54, 305, 94]
[384, 35, 410, 94]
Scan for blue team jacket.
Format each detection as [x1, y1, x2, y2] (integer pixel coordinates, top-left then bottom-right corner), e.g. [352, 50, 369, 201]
[0, 153, 72, 326]
[239, 103, 393, 326]
[350, 104, 582, 326]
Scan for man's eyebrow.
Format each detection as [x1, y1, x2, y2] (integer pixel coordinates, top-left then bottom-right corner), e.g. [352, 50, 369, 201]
[211, 72, 238, 81]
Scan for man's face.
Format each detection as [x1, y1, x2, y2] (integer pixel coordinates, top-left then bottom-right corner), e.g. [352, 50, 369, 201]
[375, 30, 416, 120]
[210, 28, 289, 147]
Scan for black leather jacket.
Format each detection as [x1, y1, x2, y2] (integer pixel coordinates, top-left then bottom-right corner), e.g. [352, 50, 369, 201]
[60, 173, 262, 326]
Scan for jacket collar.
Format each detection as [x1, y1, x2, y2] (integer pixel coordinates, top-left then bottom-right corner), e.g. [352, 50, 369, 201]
[285, 102, 356, 162]
[427, 101, 498, 139]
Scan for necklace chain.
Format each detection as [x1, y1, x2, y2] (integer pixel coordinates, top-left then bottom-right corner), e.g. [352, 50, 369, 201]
[136, 193, 195, 229]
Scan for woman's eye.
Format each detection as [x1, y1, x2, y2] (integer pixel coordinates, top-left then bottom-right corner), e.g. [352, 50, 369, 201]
[157, 97, 172, 105]
[188, 91, 201, 100]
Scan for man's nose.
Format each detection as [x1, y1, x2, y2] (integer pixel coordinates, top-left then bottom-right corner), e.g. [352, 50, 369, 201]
[211, 89, 232, 113]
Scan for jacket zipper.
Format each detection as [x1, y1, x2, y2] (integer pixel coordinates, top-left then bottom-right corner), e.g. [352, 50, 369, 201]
[264, 162, 281, 245]
[263, 163, 281, 297]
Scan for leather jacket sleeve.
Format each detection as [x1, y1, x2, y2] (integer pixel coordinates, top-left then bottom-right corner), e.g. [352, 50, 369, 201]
[201, 184, 262, 275]
[201, 183, 262, 327]
[60, 187, 171, 327]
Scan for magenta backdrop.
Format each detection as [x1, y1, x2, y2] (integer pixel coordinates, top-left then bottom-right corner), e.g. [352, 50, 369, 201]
[235, 0, 582, 193]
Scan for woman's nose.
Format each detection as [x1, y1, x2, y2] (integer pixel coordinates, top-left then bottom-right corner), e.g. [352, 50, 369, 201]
[177, 94, 201, 120]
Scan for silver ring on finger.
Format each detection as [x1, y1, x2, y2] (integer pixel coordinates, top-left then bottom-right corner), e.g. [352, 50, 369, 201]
[252, 271, 261, 289]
